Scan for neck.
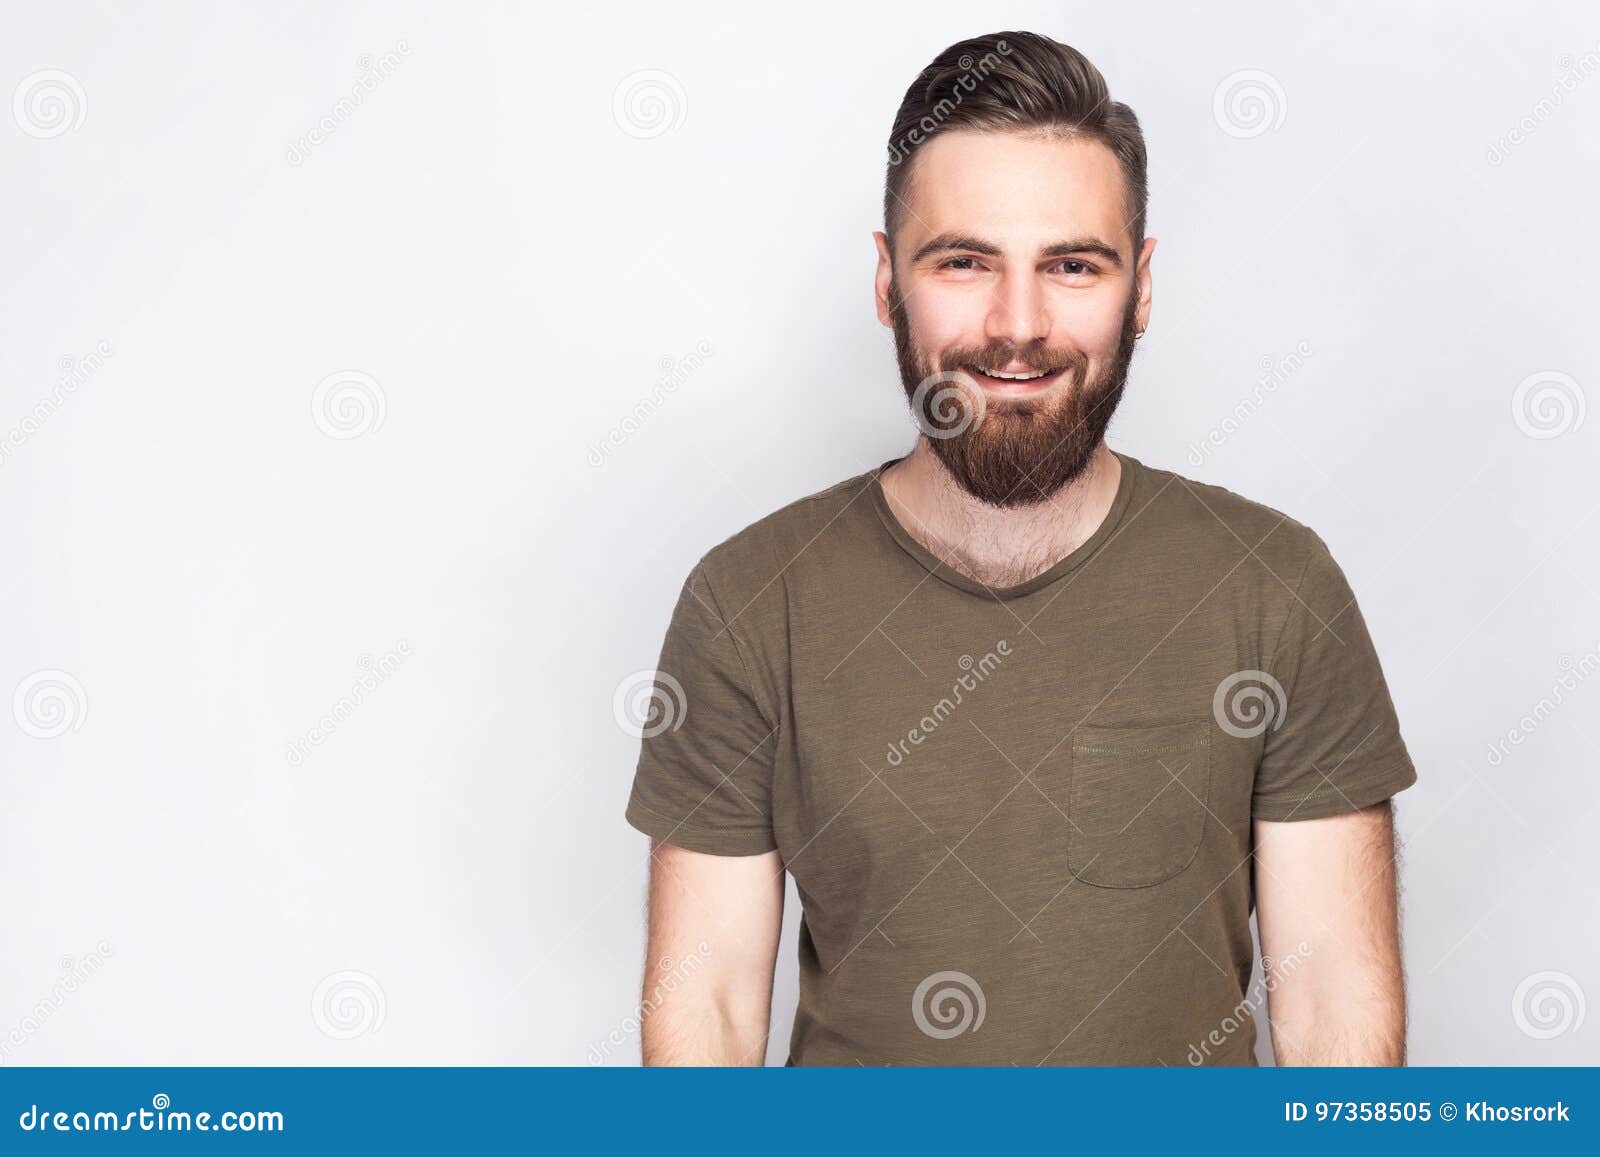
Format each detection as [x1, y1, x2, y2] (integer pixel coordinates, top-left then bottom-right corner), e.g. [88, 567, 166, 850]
[879, 439, 1122, 589]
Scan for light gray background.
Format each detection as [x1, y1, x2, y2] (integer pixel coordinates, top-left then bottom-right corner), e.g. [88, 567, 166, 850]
[3, 0, 1596, 1066]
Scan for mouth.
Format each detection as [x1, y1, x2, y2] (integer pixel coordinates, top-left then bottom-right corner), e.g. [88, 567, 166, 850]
[961, 365, 1069, 397]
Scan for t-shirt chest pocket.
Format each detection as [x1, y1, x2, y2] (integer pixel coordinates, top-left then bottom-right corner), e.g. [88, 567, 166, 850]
[1066, 718, 1212, 888]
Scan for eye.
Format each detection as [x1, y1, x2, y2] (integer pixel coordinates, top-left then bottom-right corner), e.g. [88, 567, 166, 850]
[1052, 259, 1096, 276]
[938, 256, 981, 271]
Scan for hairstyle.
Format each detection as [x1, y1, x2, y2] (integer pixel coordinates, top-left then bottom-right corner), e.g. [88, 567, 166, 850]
[883, 31, 1148, 257]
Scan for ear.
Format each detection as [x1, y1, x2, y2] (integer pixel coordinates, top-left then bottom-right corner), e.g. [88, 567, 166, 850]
[1133, 236, 1156, 335]
[872, 231, 895, 328]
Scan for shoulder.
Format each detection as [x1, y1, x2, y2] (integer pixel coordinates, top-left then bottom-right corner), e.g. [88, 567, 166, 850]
[1124, 452, 1330, 585]
[690, 463, 884, 613]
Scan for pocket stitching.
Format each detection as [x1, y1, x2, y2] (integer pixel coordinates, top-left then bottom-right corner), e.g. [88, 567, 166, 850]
[1066, 724, 1212, 890]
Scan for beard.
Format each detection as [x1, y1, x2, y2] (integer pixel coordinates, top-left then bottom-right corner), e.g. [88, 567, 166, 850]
[889, 282, 1140, 508]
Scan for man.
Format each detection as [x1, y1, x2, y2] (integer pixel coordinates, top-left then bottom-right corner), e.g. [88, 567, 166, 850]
[624, 31, 1417, 1066]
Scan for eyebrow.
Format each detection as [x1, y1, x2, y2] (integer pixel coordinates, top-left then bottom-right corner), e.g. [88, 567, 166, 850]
[910, 232, 1125, 270]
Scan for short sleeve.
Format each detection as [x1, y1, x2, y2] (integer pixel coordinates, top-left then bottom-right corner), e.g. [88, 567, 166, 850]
[1251, 533, 1418, 821]
[624, 561, 780, 855]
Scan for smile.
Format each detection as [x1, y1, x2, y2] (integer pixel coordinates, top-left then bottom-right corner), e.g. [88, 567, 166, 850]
[979, 368, 1049, 380]
[963, 365, 1067, 394]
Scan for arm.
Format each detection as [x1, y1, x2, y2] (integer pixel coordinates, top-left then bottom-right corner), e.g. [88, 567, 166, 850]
[641, 839, 784, 1065]
[1253, 800, 1406, 1065]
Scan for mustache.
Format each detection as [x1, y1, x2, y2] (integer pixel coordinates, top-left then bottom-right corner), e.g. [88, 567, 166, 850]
[939, 345, 1089, 377]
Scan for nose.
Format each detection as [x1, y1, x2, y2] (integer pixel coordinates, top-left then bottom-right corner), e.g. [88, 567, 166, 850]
[985, 268, 1050, 352]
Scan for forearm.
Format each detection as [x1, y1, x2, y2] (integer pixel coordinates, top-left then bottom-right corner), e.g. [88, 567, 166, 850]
[1256, 802, 1408, 1066]
[640, 842, 784, 1066]
[640, 981, 772, 1065]
[1268, 961, 1406, 1065]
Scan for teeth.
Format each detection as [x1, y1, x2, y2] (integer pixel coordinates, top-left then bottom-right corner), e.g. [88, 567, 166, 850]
[977, 368, 1049, 381]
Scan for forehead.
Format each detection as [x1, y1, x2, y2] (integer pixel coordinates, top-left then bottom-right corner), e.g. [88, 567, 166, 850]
[897, 129, 1131, 256]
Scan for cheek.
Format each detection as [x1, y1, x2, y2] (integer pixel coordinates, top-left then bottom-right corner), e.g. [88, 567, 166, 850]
[906, 284, 984, 353]
[1056, 301, 1127, 358]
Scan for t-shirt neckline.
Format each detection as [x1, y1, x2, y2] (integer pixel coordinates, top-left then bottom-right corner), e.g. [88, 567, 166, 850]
[867, 448, 1141, 600]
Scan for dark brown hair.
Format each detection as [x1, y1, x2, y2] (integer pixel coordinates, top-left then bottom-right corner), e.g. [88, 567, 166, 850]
[884, 31, 1148, 256]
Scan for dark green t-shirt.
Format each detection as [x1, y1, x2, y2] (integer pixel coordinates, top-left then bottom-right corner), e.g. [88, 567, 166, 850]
[625, 449, 1417, 1065]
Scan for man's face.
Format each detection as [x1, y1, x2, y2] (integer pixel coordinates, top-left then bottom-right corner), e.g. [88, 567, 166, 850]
[876, 129, 1155, 507]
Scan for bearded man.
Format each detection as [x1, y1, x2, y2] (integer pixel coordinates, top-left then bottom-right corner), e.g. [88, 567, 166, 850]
[624, 30, 1418, 1067]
